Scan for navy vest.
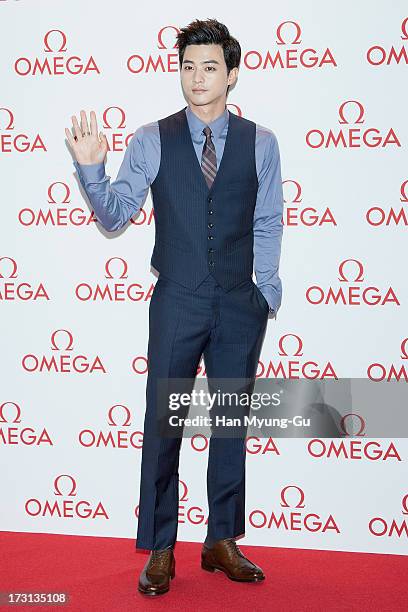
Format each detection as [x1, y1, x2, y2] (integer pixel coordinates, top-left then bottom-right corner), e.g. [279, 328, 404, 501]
[150, 106, 258, 291]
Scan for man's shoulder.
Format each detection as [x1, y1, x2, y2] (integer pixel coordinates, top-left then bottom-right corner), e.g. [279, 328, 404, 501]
[134, 119, 159, 139]
[133, 107, 186, 143]
[253, 122, 279, 155]
[255, 122, 277, 143]
[236, 112, 278, 145]
[129, 119, 160, 151]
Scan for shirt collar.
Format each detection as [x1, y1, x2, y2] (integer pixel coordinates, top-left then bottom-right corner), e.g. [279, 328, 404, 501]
[184, 104, 229, 141]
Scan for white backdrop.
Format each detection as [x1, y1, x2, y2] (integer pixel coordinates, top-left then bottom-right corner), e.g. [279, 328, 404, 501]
[1, 0, 408, 555]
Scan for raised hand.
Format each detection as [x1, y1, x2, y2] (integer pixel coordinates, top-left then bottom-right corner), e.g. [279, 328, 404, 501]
[65, 110, 108, 165]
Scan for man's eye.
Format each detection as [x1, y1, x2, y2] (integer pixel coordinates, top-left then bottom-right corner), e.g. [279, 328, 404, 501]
[182, 65, 215, 70]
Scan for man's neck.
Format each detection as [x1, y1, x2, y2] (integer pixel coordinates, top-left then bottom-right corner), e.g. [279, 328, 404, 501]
[187, 101, 227, 124]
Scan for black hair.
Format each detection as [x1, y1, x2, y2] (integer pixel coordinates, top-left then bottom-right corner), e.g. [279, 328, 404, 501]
[176, 18, 241, 74]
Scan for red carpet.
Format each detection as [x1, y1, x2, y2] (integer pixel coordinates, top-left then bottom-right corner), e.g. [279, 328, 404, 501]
[0, 532, 406, 611]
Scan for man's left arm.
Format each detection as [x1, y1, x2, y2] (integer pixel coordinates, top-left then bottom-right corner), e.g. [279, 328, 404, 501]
[253, 128, 284, 320]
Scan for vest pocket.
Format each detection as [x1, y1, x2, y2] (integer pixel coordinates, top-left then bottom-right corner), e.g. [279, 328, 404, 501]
[225, 233, 253, 253]
[156, 236, 190, 253]
[224, 181, 256, 192]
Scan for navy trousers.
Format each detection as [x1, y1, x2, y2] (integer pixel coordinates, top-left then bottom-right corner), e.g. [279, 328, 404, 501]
[135, 272, 269, 550]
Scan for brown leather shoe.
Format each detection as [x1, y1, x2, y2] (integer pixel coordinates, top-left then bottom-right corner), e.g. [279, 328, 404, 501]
[201, 538, 265, 582]
[138, 548, 175, 596]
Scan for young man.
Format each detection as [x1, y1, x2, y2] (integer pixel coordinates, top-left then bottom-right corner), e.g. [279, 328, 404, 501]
[66, 18, 283, 597]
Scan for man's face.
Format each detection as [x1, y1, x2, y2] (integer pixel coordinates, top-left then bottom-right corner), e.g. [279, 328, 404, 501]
[180, 43, 238, 107]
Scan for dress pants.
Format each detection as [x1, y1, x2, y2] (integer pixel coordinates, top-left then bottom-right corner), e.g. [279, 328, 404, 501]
[135, 272, 269, 550]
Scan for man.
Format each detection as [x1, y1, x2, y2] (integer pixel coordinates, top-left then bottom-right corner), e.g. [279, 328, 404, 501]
[66, 18, 283, 597]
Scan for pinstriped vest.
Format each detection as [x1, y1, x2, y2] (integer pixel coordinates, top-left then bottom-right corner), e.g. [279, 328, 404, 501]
[150, 107, 258, 291]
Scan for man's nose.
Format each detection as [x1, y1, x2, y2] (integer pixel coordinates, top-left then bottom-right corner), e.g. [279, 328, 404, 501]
[193, 72, 204, 84]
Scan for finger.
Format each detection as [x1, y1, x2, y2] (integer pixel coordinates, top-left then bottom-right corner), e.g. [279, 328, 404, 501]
[90, 110, 98, 136]
[80, 110, 90, 136]
[100, 131, 108, 148]
[72, 115, 82, 139]
[65, 127, 75, 146]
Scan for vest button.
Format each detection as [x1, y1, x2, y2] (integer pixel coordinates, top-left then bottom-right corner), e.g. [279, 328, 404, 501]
[207, 196, 213, 203]
[208, 235, 214, 240]
[208, 210, 214, 215]
[208, 222, 214, 228]
[208, 248, 214, 253]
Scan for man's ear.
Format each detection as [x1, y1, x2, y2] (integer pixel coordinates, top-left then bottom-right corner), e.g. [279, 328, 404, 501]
[228, 67, 239, 86]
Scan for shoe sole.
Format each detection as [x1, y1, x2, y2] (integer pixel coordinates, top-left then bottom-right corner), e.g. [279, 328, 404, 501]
[201, 561, 265, 582]
[138, 587, 170, 596]
[138, 571, 175, 595]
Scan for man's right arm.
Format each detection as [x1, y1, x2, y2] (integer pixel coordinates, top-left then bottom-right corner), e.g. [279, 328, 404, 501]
[73, 126, 151, 232]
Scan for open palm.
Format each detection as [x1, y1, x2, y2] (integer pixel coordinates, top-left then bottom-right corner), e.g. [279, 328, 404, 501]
[65, 110, 108, 165]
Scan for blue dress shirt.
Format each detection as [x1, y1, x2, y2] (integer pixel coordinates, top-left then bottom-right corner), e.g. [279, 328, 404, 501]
[73, 105, 283, 318]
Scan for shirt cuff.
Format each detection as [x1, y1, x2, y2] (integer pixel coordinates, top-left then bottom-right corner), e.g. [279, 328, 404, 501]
[73, 160, 106, 184]
[257, 284, 279, 319]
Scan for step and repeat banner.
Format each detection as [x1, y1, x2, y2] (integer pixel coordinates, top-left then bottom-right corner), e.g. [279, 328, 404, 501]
[1, 0, 407, 555]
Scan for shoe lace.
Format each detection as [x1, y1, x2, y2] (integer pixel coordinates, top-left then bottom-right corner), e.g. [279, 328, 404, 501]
[224, 538, 246, 559]
[150, 549, 172, 570]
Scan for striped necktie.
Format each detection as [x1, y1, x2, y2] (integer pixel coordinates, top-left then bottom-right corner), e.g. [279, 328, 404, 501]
[201, 126, 217, 188]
